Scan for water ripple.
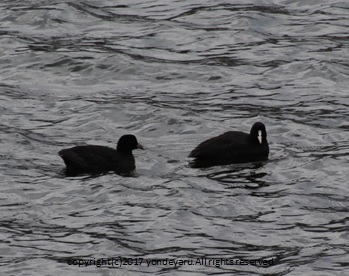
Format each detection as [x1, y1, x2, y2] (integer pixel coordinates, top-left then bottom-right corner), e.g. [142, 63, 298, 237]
[1, 1, 349, 275]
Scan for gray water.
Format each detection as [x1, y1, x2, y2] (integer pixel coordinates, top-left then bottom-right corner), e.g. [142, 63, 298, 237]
[1, 0, 349, 275]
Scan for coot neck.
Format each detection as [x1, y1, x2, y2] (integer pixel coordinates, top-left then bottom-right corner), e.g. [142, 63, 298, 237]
[116, 146, 133, 154]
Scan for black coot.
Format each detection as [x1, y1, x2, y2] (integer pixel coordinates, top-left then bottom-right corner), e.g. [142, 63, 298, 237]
[189, 122, 269, 168]
[59, 134, 144, 176]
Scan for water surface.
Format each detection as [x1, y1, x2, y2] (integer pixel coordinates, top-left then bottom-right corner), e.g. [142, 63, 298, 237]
[1, 0, 349, 275]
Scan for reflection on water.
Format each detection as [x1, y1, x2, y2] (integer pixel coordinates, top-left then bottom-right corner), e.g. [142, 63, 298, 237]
[1, 0, 349, 275]
[205, 163, 268, 187]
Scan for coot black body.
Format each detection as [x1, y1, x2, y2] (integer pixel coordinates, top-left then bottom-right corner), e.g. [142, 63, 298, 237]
[189, 122, 269, 168]
[59, 134, 143, 176]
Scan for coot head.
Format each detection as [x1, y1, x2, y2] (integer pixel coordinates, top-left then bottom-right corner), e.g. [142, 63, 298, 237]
[117, 134, 144, 153]
[250, 122, 267, 144]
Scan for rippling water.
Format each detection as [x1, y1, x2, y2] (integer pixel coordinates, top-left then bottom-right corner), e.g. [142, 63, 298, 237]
[1, 0, 349, 275]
